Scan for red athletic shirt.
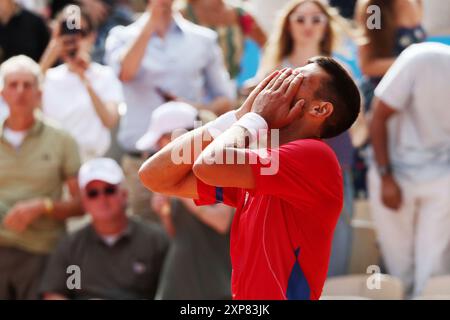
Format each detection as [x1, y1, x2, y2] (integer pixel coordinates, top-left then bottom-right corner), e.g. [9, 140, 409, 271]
[194, 139, 343, 300]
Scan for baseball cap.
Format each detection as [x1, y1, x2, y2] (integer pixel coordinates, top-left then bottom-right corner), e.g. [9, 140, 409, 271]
[136, 101, 198, 151]
[78, 158, 124, 189]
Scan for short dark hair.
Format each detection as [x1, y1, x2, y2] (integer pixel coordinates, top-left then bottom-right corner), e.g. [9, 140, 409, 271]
[307, 56, 361, 139]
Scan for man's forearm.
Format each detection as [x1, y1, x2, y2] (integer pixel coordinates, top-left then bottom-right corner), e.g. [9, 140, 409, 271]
[139, 126, 211, 192]
[139, 110, 239, 196]
[119, 20, 154, 82]
[51, 198, 84, 221]
[370, 108, 391, 170]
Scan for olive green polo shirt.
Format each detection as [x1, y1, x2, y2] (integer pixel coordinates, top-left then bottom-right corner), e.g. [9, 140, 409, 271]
[0, 117, 81, 254]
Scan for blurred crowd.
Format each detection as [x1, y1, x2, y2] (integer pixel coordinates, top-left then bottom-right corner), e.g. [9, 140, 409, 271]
[0, 0, 449, 300]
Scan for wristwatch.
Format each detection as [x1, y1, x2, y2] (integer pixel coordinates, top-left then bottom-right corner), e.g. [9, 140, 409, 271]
[377, 164, 393, 177]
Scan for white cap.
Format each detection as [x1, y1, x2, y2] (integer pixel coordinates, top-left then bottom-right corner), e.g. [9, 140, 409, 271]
[78, 158, 124, 189]
[136, 101, 198, 151]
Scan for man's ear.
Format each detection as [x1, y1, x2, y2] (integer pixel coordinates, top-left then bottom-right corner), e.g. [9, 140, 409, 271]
[309, 102, 333, 119]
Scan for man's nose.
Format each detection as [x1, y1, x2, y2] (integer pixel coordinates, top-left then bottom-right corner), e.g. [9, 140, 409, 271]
[16, 84, 26, 94]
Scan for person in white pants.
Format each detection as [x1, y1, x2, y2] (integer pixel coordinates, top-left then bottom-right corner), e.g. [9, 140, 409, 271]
[369, 42, 450, 297]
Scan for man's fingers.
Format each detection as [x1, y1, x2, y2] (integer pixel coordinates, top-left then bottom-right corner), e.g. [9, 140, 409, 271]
[269, 68, 293, 91]
[253, 70, 280, 94]
[278, 73, 296, 94]
[286, 73, 304, 99]
[265, 68, 289, 90]
[247, 70, 280, 102]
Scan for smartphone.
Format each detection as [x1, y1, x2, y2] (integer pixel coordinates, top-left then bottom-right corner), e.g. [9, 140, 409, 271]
[155, 87, 175, 102]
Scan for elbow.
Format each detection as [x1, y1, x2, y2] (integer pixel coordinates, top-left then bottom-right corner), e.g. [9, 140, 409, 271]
[118, 69, 135, 83]
[359, 62, 386, 78]
[103, 114, 119, 130]
[138, 162, 165, 194]
[359, 64, 375, 77]
[193, 159, 217, 187]
[215, 223, 230, 235]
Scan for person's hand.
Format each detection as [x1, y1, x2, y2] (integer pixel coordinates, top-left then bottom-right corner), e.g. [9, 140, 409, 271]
[251, 68, 305, 129]
[3, 199, 46, 233]
[151, 194, 170, 215]
[236, 70, 280, 119]
[145, 0, 171, 31]
[70, 50, 91, 82]
[46, 21, 80, 62]
[381, 175, 403, 210]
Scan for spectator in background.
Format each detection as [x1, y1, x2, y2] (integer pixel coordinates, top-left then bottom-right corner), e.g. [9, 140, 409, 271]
[355, 0, 425, 112]
[258, 0, 362, 277]
[0, 55, 83, 299]
[40, 158, 168, 300]
[0, 0, 50, 64]
[369, 43, 450, 298]
[104, 0, 234, 222]
[179, 0, 266, 81]
[136, 102, 233, 299]
[40, 5, 123, 162]
[49, 0, 135, 64]
[354, 0, 425, 203]
[90, 0, 135, 64]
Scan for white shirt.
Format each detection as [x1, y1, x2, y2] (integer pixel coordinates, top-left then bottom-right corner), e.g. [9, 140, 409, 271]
[42, 62, 124, 162]
[104, 13, 234, 152]
[3, 127, 27, 149]
[375, 43, 450, 182]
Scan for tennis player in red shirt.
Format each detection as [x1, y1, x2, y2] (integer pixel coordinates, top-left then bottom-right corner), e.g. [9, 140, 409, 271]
[139, 57, 361, 300]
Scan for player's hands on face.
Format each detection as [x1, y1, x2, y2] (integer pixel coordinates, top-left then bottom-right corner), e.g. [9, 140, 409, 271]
[251, 68, 306, 129]
[381, 175, 403, 211]
[3, 199, 46, 233]
[236, 70, 280, 119]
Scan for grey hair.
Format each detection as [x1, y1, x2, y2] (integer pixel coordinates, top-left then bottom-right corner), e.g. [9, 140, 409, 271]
[0, 55, 43, 90]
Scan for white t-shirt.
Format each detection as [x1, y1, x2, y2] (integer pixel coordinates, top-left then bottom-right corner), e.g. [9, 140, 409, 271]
[0, 97, 8, 122]
[375, 42, 450, 182]
[42, 63, 124, 162]
[3, 127, 27, 149]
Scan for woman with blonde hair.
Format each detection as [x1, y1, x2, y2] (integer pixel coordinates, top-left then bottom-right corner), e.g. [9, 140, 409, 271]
[258, 0, 364, 277]
[259, 0, 353, 75]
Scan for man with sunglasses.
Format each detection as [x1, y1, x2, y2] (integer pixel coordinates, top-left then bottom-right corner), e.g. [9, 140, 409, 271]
[40, 158, 169, 300]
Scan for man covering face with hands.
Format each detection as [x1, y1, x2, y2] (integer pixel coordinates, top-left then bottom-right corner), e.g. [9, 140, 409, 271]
[139, 57, 361, 300]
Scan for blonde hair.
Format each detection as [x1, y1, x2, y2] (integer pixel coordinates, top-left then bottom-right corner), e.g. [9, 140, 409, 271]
[260, 0, 354, 75]
[0, 55, 43, 90]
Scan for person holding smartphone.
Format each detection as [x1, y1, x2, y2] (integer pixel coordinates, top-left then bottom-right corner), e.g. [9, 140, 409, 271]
[39, 5, 124, 162]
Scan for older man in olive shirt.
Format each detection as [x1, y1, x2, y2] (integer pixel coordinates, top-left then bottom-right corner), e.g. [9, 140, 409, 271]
[0, 55, 83, 299]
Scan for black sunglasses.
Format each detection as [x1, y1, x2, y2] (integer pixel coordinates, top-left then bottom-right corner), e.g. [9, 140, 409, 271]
[86, 185, 118, 199]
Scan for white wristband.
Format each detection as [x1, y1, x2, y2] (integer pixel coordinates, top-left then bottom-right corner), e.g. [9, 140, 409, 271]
[232, 112, 268, 144]
[205, 110, 238, 139]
